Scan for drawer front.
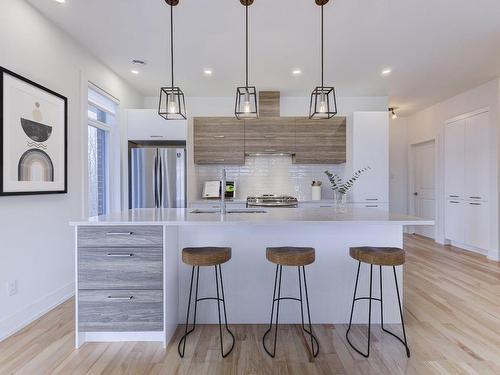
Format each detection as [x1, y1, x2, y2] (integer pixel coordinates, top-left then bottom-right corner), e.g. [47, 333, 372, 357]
[78, 226, 162, 248]
[79, 248, 163, 290]
[78, 290, 163, 332]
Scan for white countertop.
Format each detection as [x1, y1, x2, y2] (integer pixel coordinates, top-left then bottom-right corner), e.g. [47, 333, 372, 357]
[70, 207, 434, 226]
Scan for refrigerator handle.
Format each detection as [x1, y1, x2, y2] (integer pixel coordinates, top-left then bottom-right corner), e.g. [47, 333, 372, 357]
[158, 151, 164, 208]
[153, 153, 158, 208]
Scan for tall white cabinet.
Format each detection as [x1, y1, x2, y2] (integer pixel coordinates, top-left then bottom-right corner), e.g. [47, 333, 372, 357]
[351, 112, 389, 210]
[444, 110, 490, 252]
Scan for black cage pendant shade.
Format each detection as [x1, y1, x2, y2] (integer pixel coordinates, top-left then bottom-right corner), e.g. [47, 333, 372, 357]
[235, 0, 258, 119]
[159, 0, 187, 120]
[309, 0, 337, 119]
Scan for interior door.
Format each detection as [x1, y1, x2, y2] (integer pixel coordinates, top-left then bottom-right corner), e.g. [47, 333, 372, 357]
[412, 141, 436, 238]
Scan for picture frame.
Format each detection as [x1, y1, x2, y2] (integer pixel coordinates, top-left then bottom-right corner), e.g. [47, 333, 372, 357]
[0, 67, 68, 196]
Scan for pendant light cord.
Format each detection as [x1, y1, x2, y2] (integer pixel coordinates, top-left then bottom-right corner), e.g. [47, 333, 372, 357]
[170, 2, 174, 90]
[246, 4, 249, 88]
[321, 3, 324, 89]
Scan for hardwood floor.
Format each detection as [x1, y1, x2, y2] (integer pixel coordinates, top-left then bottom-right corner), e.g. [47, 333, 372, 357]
[1, 235, 499, 374]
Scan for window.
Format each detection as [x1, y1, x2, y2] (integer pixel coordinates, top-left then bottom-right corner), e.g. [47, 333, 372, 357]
[87, 86, 117, 217]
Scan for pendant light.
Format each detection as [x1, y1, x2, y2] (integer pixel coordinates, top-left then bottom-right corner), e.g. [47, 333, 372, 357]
[159, 0, 187, 120]
[235, 0, 258, 119]
[309, 0, 337, 119]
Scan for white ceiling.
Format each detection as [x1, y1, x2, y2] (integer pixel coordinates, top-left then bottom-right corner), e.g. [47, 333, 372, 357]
[26, 0, 500, 115]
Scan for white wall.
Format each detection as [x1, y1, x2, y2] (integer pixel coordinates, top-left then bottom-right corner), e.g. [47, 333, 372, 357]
[0, 0, 142, 340]
[404, 79, 499, 260]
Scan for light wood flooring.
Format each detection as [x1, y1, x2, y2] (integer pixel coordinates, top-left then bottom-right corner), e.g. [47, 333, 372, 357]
[0, 235, 499, 374]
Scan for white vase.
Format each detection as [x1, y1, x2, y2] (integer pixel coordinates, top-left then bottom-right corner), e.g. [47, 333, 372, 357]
[311, 186, 321, 201]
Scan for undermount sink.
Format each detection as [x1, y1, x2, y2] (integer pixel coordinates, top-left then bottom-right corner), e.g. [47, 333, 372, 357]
[190, 208, 267, 214]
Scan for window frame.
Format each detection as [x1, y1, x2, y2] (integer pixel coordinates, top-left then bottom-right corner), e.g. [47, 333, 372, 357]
[87, 84, 119, 217]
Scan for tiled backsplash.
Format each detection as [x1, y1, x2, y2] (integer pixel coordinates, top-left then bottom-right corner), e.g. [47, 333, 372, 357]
[194, 156, 345, 200]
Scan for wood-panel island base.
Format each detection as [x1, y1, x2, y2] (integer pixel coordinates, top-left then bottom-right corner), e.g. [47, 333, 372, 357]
[71, 208, 433, 348]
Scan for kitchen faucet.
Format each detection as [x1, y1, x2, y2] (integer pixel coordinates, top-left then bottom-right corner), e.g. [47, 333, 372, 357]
[220, 168, 227, 215]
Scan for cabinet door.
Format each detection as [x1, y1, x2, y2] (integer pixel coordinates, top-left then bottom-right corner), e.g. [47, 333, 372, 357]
[194, 118, 245, 164]
[464, 201, 490, 250]
[127, 109, 186, 141]
[244, 118, 295, 154]
[465, 112, 489, 201]
[294, 117, 346, 164]
[444, 120, 465, 199]
[352, 203, 390, 211]
[445, 200, 465, 243]
[351, 112, 389, 203]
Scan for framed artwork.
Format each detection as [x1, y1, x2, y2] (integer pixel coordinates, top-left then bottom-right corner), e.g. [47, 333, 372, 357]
[0, 67, 67, 196]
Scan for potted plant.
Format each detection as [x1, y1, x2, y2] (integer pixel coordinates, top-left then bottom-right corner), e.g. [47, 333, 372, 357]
[324, 167, 370, 211]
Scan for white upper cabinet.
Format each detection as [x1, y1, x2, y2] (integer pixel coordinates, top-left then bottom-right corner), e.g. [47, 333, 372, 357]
[127, 109, 187, 141]
[352, 112, 389, 204]
[444, 119, 465, 199]
[464, 111, 490, 201]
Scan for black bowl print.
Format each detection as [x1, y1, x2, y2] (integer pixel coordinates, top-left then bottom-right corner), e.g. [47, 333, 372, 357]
[21, 118, 53, 143]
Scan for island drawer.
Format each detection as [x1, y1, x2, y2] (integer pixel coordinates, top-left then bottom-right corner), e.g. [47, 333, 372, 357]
[78, 290, 163, 332]
[78, 226, 163, 248]
[78, 247, 163, 290]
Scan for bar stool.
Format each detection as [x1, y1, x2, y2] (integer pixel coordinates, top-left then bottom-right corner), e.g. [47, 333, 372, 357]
[262, 247, 319, 358]
[346, 246, 410, 358]
[178, 247, 235, 358]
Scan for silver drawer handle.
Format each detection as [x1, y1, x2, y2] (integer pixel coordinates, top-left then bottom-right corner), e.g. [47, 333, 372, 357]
[264, 149, 276, 152]
[106, 232, 133, 236]
[107, 253, 134, 257]
[469, 203, 481, 206]
[213, 135, 225, 139]
[365, 198, 378, 201]
[150, 135, 163, 138]
[450, 201, 460, 204]
[449, 195, 460, 198]
[469, 196, 481, 199]
[320, 205, 333, 208]
[365, 205, 378, 208]
[107, 296, 134, 300]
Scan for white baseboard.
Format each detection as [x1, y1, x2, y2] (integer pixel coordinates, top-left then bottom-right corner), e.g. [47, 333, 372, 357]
[83, 331, 164, 342]
[0, 281, 75, 342]
[449, 241, 488, 256]
[488, 249, 499, 261]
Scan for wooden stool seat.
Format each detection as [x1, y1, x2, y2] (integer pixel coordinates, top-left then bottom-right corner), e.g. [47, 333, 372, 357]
[349, 247, 405, 266]
[182, 247, 231, 267]
[266, 247, 315, 266]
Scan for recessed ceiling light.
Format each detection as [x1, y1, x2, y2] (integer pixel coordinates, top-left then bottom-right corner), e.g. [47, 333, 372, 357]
[381, 68, 392, 76]
[54, 0, 66, 3]
[203, 69, 213, 76]
[131, 70, 140, 75]
[292, 69, 302, 76]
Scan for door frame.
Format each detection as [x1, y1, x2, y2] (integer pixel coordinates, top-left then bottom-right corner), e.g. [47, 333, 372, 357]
[408, 139, 438, 238]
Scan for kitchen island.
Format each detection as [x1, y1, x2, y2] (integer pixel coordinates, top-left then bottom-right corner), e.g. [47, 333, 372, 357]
[71, 207, 433, 348]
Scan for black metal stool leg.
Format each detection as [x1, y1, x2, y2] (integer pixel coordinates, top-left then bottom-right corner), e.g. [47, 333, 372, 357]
[301, 266, 320, 357]
[380, 266, 411, 357]
[178, 266, 200, 357]
[346, 262, 373, 358]
[215, 264, 235, 358]
[262, 264, 282, 358]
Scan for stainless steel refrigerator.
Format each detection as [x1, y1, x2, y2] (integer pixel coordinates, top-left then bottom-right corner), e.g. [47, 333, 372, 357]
[129, 145, 186, 209]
